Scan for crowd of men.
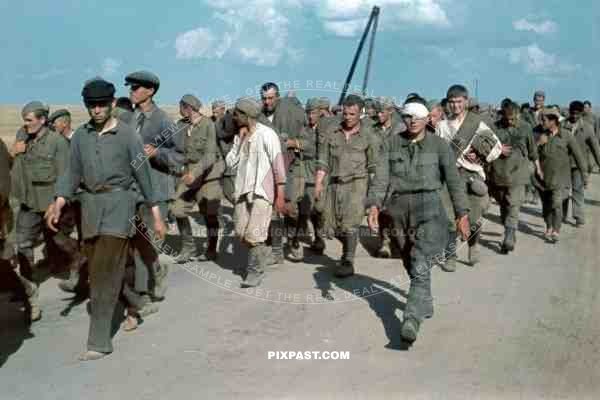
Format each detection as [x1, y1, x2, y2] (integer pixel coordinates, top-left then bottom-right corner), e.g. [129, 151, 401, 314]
[1, 71, 599, 359]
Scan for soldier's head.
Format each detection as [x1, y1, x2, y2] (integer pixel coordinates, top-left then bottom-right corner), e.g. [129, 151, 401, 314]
[533, 90, 545, 110]
[260, 82, 280, 115]
[125, 71, 160, 106]
[212, 100, 226, 120]
[364, 98, 378, 119]
[318, 97, 332, 117]
[179, 94, 202, 120]
[82, 78, 116, 126]
[446, 85, 469, 117]
[115, 97, 133, 112]
[342, 95, 364, 129]
[305, 98, 321, 128]
[468, 97, 480, 114]
[521, 102, 530, 113]
[21, 101, 49, 135]
[233, 97, 261, 129]
[401, 100, 429, 137]
[376, 97, 395, 126]
[501, 101, 520, 127]
[569, 101, 585, 122]
[49, 109, 72, 136]
[584, 100, 592, 114]
[542, 108, 561, 131]
[428, 100, 444, 129]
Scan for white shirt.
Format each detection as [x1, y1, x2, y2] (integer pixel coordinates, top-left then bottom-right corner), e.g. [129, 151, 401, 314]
[225, 122, 286, 204]
[436, 114, 502, 179]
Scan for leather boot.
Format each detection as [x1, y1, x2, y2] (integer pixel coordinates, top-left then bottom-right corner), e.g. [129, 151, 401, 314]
[58, 255, 87, 293]
[501, 226, 516, 253]
[267, 218, 284, 266]
[241, 244, 265, 288]
[335, 229, 357, 278]
[440, 230, 457, 272]
[176, 217, 197, 263]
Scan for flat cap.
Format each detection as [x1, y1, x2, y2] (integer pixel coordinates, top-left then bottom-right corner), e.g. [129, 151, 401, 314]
[21, 101, 49, 116]
[180, 94, 202, 111]
[125, 70, 160, 91]
[318, 97, 331, 109]
[534, 90, 546, 98]
[48, 109, 71, 123]
[235, 97, 261, 118]
[305, 98, 320, 111]
[82, 79, 116, 102]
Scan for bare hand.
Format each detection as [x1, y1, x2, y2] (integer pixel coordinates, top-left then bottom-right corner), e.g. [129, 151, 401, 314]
[274, 195, 286, 215]
[456, 215, 470, 241]
[182, 173, 195, 186]
[153, 219, 167, 241]
[239, 127, 249, 141]
[45, 203, 61, 232]
[367, 206, 379, 234]
[537, 134, 548, 146]
[286, 139, 298, 149]
[501, 144, 512, 157]
[13, 141, 26, 155]
[536, 167, 544, 181]
[144, 144, 158, 158]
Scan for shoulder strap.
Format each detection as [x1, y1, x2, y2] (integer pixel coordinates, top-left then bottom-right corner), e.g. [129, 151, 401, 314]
[451, 112, 482, 153]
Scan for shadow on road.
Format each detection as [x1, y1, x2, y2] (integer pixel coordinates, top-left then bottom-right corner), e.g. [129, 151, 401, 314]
[312, 266, 413, 351]
[0, 297, 35, 368]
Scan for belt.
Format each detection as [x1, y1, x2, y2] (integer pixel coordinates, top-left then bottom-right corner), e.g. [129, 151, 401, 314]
[391, 189, 438, 196]
[82, 184, 126, 194]
[330, 176, 367, 184]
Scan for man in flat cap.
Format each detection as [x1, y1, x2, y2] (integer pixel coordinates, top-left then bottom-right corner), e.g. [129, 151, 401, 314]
[436, 84, 502, 268]
[561, 101, 600, 227]
[372, 96, 406, 259]
[10, 101, 70, 321]
[125, 70, 181, 311]
[259, 82, 305, 265]
[47, 78, 166, 360]
[314, 94, 379, 277]
[49, 109, 75, 140]
[171, 94, 223, 262]
[536, 108, 586, 242]
[368, 98, 470, 343]
[225, 97, 286, 287]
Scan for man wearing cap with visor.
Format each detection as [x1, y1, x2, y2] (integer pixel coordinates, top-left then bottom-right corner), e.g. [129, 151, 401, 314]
[47, 78, 166, 361]
[226, 97, 286, 287]
[10, 100, 70, 321]
[368, 98, 470, 343]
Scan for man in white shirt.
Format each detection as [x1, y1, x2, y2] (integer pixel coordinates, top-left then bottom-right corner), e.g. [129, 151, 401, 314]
[226, 97, 286, 288]
[436, 85, 502, 267]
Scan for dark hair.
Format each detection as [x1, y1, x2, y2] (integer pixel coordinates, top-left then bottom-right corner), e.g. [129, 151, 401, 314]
[503, 101, 520, 114]
[342, 94, 365, 110]
[569, 101, 585, 113]
[446, 84, 469, 99]
[583, 100, 592, 107]
[116, 97, 133, 111]
[260, 82, 280, 97]
[545, 113, 560, 123]
[405, 92, 420, 101]
[441, 98, 448, 108]
[521, 102, 530, 111]
[501, 98, 513, 109]
[405, 96, 428, 108]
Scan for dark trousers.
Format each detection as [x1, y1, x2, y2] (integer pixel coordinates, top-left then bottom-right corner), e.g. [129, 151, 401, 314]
[538, 187, 567, 231]
[562, 169, 585, 223]
[85, 235, 129, 353]
[16, 206, 60, 280]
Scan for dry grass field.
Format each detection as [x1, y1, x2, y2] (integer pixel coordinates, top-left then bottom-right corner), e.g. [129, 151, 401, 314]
[0, 105, 181, 146]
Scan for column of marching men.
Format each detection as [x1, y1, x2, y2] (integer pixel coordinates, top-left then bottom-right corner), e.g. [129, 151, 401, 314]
[1, 72, 599, 360]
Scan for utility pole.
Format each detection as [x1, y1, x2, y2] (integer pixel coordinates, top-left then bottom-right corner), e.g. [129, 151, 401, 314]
[338, 6, 380, 105]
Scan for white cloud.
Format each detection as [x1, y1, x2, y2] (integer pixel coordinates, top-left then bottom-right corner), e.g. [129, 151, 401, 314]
[492, 43, 579, 76]
[513, 18, 558, 34]
[101, 58, 121, 76]
[175, 0, 301, 67]
[316, 0, 450, 37]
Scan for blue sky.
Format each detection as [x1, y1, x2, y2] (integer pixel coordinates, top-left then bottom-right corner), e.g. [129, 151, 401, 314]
[1, 0, 599, 107]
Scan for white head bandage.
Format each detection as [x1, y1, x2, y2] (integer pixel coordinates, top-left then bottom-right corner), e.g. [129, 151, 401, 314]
[402, 102, 429, 119]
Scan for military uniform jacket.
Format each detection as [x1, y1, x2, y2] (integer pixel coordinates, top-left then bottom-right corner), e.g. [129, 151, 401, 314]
[130, 104, 183, 201]
[179, 116, 224, 189]
[56, 120, 158, 240]
[214, 111, 237, 177]
[368, 131, 468, 220]
[316, 121, 378, 182]
[538, 128, 586, 191]
[562, 118, 600, 170]
[372, 115, 405, 151]
[489, 120, 538, 186]
[259, 97, 306, 143]
[11, 127, 70, 212]
[0, 139, 12, 241]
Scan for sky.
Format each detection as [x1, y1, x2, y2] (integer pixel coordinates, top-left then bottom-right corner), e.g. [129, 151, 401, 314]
[1, 0, 599, 107]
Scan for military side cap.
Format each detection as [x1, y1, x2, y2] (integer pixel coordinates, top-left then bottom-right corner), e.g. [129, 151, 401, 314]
[82, 79, 116, 102]
[180, 94, 202, 111]
[318, 97, 331, 109]
[48, 109, 71, 123]
[542, 107, 561, 119]
[235, 97, 261, 118]
[21, 101, 49, 116]
[306, 98, 320, 111]
[534, 90, 546, 98]
[125, 70, 160, 91]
